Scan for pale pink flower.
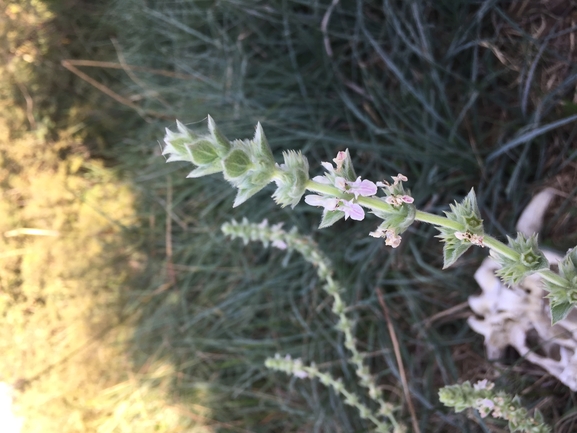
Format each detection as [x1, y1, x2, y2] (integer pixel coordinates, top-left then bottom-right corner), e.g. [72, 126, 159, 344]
[272, 240, 287, 250]
[392, 173, 408, 184]
[337, 199, 365, 220]
[386, 194, 414, 206]
[334, 176, 347, 191]
[475, 398, 495, 418]
[369, 227, 386, 238]
[348, 177, 378, 198]
[334, 176, 377, 198]
[369, 226, 402, 248]
[385, 196, 399, 206]
[385, 231, 402, 248]
[304, 195, 339, 210]
[305, 195, 364, 221]
[454, 231, 485, 247]
[454, 231, 467, 241]
[470, 234, 484, 247]
[333, 151, 347, 170]
[293, 369, 308, 379]
[473, 379, 494, 391]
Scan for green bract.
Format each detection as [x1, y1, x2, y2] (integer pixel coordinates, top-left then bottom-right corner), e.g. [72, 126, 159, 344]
[435, 188, 484, 268]
[318, 209, 345, 229]
[164, 117, 280, 207]
[207, 115, 231, 156]
[162, 120, 198, 163]
[272, 150, 310, 208]
[338, 149, 357, 181]
[223, 148, 252, 178]
[371, 201, 416, 238]
[490, 233, 549, 285]
[438, 381, 478, 413]
[544, 247, 577, 322]
[189, 139, 219, 165]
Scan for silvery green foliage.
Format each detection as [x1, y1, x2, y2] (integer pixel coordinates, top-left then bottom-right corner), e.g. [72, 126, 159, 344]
[272, 150, 310, 208]
[490, 233, 549, 286]
[164, 117, 577, 320]
[223, 219, 404, 433]
[163, 117, 281, 207]
[265, 355, 396, 433]
[544, 247, 577, 323]
[162, 118, 227, 178]
[439, 380, 550, 433]
[221, 218, 331, 279]
[435, 189, 484, 268]
[222, 123, 276, 207]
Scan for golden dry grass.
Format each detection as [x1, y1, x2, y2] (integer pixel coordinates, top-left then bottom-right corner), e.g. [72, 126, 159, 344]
[0, 2, 213, 431]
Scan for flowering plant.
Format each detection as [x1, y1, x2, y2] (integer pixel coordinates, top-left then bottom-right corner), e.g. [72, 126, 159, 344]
[222, 218, 404, 432]
[439, 380, 550, 433]
[162, 117, 577, 325]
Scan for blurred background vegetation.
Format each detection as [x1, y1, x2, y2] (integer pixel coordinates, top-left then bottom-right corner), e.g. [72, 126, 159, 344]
[1, 0, 577, 432]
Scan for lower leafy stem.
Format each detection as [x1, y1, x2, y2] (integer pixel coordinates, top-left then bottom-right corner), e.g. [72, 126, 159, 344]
[306, 179, 345, 198]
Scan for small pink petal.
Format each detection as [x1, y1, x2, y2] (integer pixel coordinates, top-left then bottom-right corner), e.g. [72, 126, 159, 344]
[339, 200, 364, 221]
[334, 176, 347, 191]
[293, 369, 308, 379]
[304, 195, 339, 211]
[401, 195, 414, 203]
[393, 173, 408, 182]
[312, 175, 331, 184]
[272, 240, 287, 250]
[355, 179, 378, 197]
[335, 151, 347, 161]
[454, 231, 467, 240]
[333, 151, 347, 170]
[321, 161, 334, 172]
[304, 194, 325, 206]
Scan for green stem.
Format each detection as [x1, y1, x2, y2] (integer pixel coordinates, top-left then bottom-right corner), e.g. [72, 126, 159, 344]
[482, 237, 519, 261]
[415, 211, 521, 261]
[414, 210, 462, 231]
[305, 179, 343, 197]
[540, 269, 568, 288]
[306, 180, 395, 213]
[306, 180, 565, 289]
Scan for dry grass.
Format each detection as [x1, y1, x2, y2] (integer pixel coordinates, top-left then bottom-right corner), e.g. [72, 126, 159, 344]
[0, 2, 209, 431]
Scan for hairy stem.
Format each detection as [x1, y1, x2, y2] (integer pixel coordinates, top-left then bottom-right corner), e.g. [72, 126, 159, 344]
[305, 181, 561, 286]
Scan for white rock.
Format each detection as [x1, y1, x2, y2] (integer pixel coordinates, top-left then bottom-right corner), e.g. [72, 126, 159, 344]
[468, 189, 577, 390]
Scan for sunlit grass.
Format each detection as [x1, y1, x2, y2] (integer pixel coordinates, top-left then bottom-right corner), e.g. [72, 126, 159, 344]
[0, 2, 212, 432]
